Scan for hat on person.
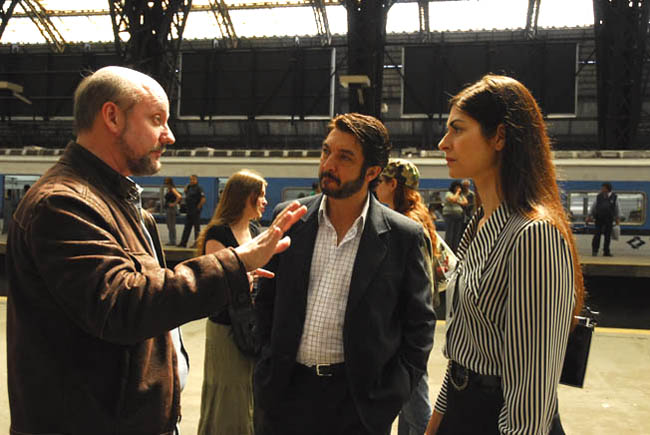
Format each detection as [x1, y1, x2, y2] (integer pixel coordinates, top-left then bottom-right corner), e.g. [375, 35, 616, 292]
[381, 158, 420, 190]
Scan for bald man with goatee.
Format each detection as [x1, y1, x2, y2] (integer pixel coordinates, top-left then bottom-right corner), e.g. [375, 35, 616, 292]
[6, 66, 306, 435]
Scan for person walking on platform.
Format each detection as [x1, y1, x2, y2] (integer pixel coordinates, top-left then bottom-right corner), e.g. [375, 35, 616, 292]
[586, 182, 620, 257]
[254, 113, 436, 435]
[5, 65, 306, 435]
[164, 177, 182, 246]
[375, 158, 445, 435]
[178, 174, 205, 247]
[196, 169, 268, 435]
[426, 75, 584, 435]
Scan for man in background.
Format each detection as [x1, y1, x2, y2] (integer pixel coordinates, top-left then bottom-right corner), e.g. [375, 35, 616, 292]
[178, 174, 205, 247]
[587, 182, 620, 256]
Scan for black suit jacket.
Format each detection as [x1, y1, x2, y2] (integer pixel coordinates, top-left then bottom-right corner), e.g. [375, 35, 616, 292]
[254, 194, 436, 433]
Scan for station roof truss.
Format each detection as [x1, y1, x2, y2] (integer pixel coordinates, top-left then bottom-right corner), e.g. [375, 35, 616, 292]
[1, 0, 594, 51]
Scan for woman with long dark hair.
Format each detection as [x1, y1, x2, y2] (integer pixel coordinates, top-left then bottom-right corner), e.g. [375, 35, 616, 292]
[196, 169, 268, 435]
[426, 75, 584, 434]
[375, 158, 444, 435]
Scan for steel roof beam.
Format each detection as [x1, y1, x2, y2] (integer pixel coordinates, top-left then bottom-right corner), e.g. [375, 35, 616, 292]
[525, 0, 541, 39]
[20, 0, 67, 52]
[0, 0, 20, 40]
[418, 0, 429, 42]
[208, 0, 238, 48]
[311, 0, 331, 46]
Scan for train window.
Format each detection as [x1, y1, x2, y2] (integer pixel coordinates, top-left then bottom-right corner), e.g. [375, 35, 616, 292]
[567, 191, 646, 225]
[282, 187, 313, 202]
[567, 192, 596, 222]
[617, 193, 646, 225]
[141, 186, 165, 215]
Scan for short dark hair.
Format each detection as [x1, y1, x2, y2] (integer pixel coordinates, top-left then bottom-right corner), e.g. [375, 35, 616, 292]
[328, 113, 391, 190]
[449, 180, 462, 192]
[73, 70, 141, 133]
[602, 182, 612, 192]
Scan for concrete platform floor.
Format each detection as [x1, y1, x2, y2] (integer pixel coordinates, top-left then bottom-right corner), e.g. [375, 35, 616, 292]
[2, 298, 650, 434]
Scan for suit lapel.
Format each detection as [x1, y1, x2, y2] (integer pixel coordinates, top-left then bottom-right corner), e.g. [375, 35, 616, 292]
[283, 196, 321, 312]
[346, 196, 390, 314]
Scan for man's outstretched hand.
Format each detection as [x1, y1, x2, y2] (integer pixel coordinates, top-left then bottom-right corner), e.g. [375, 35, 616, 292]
[234, 201, 307, 276]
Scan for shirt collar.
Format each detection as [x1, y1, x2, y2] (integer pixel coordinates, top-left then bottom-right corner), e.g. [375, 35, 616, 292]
[457, 202, 511, 260]
[317, 192, 370, 233]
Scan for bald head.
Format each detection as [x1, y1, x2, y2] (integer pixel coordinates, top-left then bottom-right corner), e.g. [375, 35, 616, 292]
[73, 66, 166, 133]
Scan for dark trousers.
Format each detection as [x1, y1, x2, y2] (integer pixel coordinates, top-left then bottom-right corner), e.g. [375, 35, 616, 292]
[592, 218, 613, 255]
[443, 213, 465, 254]
[255, 364, 386, 435]
[438, 362, 564, 435]
[179, 209, 201, 247]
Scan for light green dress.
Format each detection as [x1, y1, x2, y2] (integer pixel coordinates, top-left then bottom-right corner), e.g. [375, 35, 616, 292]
[197, 320, 255, 435]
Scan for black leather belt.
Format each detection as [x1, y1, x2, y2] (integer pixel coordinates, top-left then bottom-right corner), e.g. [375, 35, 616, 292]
[449, 360, 501, 391]
[296, 362, 345, 377]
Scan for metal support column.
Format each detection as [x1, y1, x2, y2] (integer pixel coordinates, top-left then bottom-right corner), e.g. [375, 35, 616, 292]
[594, 0, 650, 149]
[345, 0, 394, 117]
[108, 0, 192, 105]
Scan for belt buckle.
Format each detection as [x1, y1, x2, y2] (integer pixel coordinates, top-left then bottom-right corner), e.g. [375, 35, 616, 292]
[315, 364, 332, 377]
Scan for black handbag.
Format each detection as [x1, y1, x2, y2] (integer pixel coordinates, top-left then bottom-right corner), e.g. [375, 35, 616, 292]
[560, 308, 598, 388]
[227, 280, 261, 359]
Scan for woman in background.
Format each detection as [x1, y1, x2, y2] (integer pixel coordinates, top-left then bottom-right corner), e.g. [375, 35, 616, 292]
[442, 180, 467, 253]
[426, 75, 584, 434]
[375, 158, 443, 435]
[196, 169, 268, 435]
[163, 177, 181, 246]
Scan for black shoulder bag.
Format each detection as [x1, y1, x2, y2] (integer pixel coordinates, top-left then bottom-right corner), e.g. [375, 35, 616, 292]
[227, 281, 261, 358]
[560, 307, 598, 388]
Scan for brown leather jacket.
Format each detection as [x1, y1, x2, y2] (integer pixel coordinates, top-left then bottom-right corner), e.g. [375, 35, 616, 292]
[6, 142, 247, 435]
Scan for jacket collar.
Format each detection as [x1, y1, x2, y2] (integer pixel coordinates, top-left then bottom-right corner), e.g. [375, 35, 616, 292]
[59, 141, 141, 203]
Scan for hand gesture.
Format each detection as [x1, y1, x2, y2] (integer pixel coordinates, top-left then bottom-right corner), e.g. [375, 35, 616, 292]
[234, 201, 307, 277]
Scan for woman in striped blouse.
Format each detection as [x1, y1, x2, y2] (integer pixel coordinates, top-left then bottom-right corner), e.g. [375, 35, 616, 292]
[426, 75, 585, 435]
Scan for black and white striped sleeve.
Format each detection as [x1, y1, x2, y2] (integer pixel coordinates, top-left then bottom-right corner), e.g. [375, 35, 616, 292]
[499, 221, 574, 434]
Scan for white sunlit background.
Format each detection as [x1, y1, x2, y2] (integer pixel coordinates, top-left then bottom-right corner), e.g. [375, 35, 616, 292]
[0, 0, 595, 44]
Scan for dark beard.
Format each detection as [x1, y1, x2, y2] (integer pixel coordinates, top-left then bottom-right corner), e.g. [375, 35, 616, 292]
[117, 122, 162, 176]
[319, 168, 365, 199]
[127, 153, 160, 176]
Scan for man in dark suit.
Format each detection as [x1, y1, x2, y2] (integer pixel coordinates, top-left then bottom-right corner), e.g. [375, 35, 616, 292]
[255, 113, 436, 435]
[587, 182, 620, 257]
